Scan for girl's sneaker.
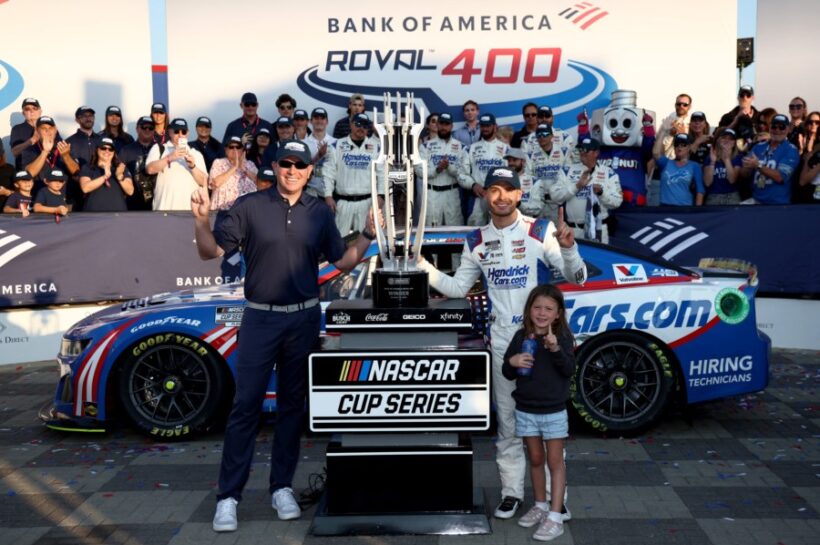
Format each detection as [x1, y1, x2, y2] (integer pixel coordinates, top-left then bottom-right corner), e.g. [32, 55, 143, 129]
[533, 519, 564, 541]
[517, 505, 547, 528]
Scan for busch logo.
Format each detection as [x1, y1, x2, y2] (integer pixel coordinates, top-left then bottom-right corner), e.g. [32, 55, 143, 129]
[332, 312, 352, 324]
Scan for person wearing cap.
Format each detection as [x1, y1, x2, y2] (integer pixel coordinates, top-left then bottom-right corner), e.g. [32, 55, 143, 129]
[260, 117, 297, 169]
[686, 112, 712, 165]
[191, 139, 378, 532]
[0, 148, 15, 210]
[292, 109, 312, 141]
[503, 147, 542, 219]
[464, 112, 508, 225]
[417, 166, 586, 521]
[416, 111, 469, 225]
[79, 137, 134, 212]
[323, 112, 384, 234]
[453, 99, 481, 148]
[718, 85, 761, 134]
[332, 93, 366, 139]
[304, 108, 336, 198]
[652, 133, 705, 206]
[510, 103, 539, 149]
[119, 116, 159, 210]
[527, 124, 570, 224]
[740, 113, 800, 205]
[146, 118, 207, 210]
[254, 167, 276, 191]
[208, 136, 258, 211]
[33, 168, 70, 216]
[3, 171, 35, 216]
[246, 128, 272, 169]
[99, 106, 134, 152]
[190, 117, 226, 173]
[703, 128, 743, 205]
[21, 116, 80, 199]
[151, 103, 170, 144]
[66, 106, 103, 177]
[9, 98, 42, 170]
[223, 92, 274, 146]
[551, 137, 622, 242]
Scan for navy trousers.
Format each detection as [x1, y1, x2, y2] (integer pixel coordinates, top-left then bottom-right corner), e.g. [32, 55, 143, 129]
[216, 305, 320, 502]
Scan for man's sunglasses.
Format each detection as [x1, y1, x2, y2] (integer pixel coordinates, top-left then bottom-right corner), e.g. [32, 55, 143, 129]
[99, 146, 115, 152]
[278, 159, 309, 170]
[770, 123, 788, 130]
[172, 129, 188, 135]
[675, 102, 690, 107]
[226, 145, 243, 150]
[523, 113, 537, 118]
[243, 102, 258, 107]
[139, 125, 155, 131]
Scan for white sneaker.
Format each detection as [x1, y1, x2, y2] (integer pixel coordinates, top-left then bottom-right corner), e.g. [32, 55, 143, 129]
[212, 498, 238, 532]
[533, 518, 564, 541]
[272, 487, 301, 520]
[517, 505, 548, 528]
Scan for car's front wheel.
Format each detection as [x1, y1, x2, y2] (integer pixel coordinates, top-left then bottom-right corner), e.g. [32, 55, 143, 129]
[570, 332, 676, 434]
[117, 334, 229, 439]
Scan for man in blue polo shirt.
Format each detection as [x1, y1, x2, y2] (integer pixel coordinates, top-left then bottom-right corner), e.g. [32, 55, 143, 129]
[740, 114, 800, 204]
[192, 139, 377, 533]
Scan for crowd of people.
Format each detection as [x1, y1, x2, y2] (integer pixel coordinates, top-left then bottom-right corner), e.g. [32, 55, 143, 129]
[2, 87, 817, 239]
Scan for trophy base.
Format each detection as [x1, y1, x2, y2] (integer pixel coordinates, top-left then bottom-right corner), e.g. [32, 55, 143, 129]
[372, 269, 428, 308]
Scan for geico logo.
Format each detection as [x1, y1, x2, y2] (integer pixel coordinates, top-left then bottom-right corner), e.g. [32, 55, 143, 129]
[367, 358, 459, 381]
[689, 355, 753, 376]
[566, 299, 712, 334]
[337, 392, 461, 415]
[402, 314, 426, 320]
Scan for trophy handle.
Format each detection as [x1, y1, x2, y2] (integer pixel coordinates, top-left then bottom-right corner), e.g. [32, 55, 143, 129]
[408, 102, 427, 266]
[372, 107, 392, 263]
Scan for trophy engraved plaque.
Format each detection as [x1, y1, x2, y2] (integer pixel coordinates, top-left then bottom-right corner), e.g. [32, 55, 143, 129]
[370, 92, 429, 308]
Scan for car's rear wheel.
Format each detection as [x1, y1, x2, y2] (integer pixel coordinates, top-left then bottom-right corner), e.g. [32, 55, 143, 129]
[570, 332, 676, 434]
[117, 334, 228, 439]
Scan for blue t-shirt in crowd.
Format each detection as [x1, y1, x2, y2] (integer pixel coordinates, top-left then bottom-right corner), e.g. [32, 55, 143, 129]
[34, 188, 67, 207]
[5, 192, 33, 212]
[707, 155, 744, 195]
[656, 156, 705, 206]
[748, 140, 800, 205]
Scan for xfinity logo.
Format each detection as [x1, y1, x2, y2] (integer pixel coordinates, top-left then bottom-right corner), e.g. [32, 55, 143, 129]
[440, 312, 464, 321]
[332, 312, 352, 324]
[365, 313, 389, 322]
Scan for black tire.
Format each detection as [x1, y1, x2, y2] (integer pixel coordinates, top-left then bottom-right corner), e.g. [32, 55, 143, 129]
[570, 332, 676, 434]
[117, 333, 228, 440]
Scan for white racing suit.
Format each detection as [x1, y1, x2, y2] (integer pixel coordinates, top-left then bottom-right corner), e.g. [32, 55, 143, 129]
[465, 138, 508, 226]
[418, 212, 587, 500]
[323, 136, 383, 234]
[551, 163, 623, 243]
[417, 137, 471, 226]
[526, 144, 571, 224]
[524, 126, 577, 163]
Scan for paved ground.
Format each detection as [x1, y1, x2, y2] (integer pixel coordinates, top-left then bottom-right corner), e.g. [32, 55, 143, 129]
[1, 349, 818, 545]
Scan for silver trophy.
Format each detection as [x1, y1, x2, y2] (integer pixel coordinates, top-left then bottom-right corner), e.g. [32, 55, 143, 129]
[369, 93, 429, 307]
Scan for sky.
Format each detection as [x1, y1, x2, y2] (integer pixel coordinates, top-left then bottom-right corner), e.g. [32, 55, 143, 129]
[738, 0, 756, 87]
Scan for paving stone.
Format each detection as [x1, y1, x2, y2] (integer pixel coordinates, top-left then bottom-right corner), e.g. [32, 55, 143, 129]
[99, 464, 219, 492]
[565, 460, 667, 486]
[740, 437, 820, 462]
[59, 490, 209, 526]
[562, 486, 691, 518]
[567, 438, 652, 461]
[0, 492, 89, 527]
[640, 438, 756, 461]
[765, 461, 820, 487]
[675, 486, 818, 519]
[714, 418, 820, 438]
[0, 527, 50, 545]
[698, 518, 820, 545]
[658, 460, 786, 487]
[567, 518, 710, 545]
[1, 465, 121, 495]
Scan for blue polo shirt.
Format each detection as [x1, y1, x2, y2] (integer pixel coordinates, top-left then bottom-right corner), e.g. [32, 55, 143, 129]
[748, 140, 799, 205]
[657, 156, 705, 206]
[223, 116, 274, 146]
[65, 130, 102, 168]
[10, 122, 35, 169]
[213, 188, 346, 305]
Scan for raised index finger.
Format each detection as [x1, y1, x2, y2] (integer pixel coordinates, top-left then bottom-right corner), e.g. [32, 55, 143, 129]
[557, 207, 565, 230]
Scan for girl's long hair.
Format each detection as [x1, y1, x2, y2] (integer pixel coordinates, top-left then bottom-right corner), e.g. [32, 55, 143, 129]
[522, 284, 573, 344]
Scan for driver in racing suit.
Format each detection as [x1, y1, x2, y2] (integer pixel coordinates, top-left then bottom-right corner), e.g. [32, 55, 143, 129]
[418, 166, 587, 520]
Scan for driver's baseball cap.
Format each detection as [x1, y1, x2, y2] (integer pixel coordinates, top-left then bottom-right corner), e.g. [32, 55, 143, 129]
[484, 167, 521, 190]
[275, 139, 312, 164]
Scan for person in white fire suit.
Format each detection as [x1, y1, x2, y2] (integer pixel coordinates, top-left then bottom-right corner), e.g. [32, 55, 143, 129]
[416, 112, 470, 226]
[464, 113, 508, 226]
[417, 166, 586, 520]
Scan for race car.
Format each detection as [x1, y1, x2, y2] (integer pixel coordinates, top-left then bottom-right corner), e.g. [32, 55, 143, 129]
[40, 228, 770, 438]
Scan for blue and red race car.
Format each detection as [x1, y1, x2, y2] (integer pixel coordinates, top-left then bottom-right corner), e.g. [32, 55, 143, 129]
[41, 228, 769, 438]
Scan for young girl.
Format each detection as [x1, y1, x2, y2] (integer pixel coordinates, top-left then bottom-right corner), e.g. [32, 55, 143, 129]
[503, 284, 575, 542]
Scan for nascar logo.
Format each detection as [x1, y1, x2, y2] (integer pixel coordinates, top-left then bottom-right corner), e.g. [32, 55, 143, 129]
[338, 358, 459, 382]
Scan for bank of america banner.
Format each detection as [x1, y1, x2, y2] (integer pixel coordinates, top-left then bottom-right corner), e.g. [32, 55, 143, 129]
[609, 205, 819, 296]
[165, 0, 736, 137]
[0, 213, 241, 308]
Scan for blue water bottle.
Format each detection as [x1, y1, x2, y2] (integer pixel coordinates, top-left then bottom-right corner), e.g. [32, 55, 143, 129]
[518, 335, 537, 377]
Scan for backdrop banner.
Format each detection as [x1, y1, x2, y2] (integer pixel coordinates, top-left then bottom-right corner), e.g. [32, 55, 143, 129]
[608, 205, 819, 296]
[0, 213, 241, 308]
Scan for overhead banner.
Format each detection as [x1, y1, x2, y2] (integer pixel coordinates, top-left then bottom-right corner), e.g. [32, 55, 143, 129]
[165, 0, 736, 138]
[0, 1, 153, 140]
[0, 213, 241, 308]
[609, 205, 820, 296]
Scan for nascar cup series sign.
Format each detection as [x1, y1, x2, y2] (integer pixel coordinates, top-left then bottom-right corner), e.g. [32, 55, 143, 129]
[165, 1, 735, 136]
[308, 351, 490, 432]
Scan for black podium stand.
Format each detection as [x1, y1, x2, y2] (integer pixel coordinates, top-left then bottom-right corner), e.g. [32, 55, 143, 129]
[308, 298, 492, 536]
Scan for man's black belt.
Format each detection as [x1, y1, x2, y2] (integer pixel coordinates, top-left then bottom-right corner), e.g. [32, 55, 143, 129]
[427, 183, 459, 192]
[246, 298, 319, 313]
[333, 192, 370, 202]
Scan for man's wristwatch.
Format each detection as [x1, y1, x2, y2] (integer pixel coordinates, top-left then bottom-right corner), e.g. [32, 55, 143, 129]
[362, 229, 377, 241]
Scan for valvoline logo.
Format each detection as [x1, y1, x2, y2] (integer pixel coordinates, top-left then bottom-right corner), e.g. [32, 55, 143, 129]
[296, 46, 617, 130]
[0, 59, 24, 111]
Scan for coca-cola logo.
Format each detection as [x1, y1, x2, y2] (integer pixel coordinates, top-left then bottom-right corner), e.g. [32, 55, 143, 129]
[365, 313, 389, 322]
[332, 312, 351, 324]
